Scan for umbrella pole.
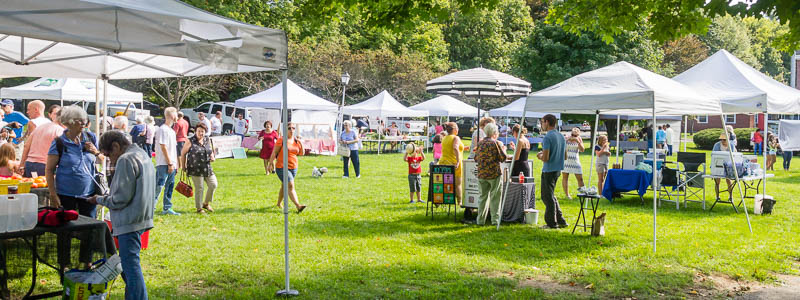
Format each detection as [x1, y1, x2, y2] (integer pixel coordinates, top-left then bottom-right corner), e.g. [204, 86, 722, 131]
[615, 115, 621, 165]
[276, 70, 298, 297]
[652, 106, 657, 253]
[498, 110, 527, 231]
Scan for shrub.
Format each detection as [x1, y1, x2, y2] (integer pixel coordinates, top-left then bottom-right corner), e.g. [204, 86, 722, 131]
[692, 127, 757, 150]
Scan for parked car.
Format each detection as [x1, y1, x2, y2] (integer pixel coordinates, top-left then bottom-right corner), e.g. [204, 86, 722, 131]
[181, 101, 270, 134]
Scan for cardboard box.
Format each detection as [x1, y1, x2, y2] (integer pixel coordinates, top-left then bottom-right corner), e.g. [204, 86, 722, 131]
[63, 255, 122, 300]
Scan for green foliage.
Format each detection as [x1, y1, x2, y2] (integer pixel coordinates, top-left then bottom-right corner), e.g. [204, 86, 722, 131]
[742, 17, 793, 83]
[661, 35, 709, 75]
[693, 128, 725, 150]
[511, 21, 664, 90]
[692, 128, 757, 150]
[700, 15, 761, 70]
[443, 0, 533, 72]
[545, 0, 800, 52]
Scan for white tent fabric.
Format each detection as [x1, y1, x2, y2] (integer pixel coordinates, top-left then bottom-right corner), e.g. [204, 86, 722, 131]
[778, 120, 800, 151]
[1, 78, 142, 103]
[526, 62, 721, 115]
[426, 67, 531, 97]
[598, 114, 681, 120]
[0, 0, 287, 79]
[489, 97, 560, 118]
[409, 95, 480, 117]
[234, 79, 338, 111]
[674, 50, 800, 114]
[343, 90, 428, 118]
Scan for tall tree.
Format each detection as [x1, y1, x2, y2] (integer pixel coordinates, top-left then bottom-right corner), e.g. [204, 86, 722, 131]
[661, 35, 709, 75]
[545, 0, 800, 51]
[742, 17, 792, 83]
[700, 15, 761, 69]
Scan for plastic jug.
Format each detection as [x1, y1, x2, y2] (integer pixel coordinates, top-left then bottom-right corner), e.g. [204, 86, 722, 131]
[1, 194, 38, 233]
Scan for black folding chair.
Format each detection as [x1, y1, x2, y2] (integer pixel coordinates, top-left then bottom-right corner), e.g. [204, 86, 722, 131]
[677, 152, 707, 210]
[658, 165, 684, 209]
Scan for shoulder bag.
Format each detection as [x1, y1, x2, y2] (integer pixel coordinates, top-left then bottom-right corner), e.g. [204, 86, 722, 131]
[338, 133, 351, 157]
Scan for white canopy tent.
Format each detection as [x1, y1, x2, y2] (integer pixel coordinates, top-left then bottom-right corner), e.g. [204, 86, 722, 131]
[234, 79, 338, 111]
[0, 1, 299, 295]
[1, 77, 143, 105]
[409, 95, 481, 118]
[675, 49, 800, 198]
[489, 97, 560, 118]
[343, 90, 428, 118]
[523, 61, 743, 252]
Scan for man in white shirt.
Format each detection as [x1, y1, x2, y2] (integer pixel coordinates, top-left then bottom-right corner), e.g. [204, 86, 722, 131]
[154, 107, 180, 215]
[234, 113, 248, 138]
[198, 112, 212, 137]
[210, 111, 223, 136]
[665, 123, 675, 156]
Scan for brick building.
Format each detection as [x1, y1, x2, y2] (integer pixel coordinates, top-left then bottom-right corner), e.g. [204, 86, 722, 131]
[688, 114, 762, 133]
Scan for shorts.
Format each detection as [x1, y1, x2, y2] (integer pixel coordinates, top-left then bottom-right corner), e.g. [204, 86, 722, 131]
[596, 164, 608, 174]
[768, 150, 777, 155]
[408, 174, 421, 193]
[276, 168, 297, 182]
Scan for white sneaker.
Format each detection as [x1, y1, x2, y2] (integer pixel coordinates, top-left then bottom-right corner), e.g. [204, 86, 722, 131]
[342, 176, 349, 178]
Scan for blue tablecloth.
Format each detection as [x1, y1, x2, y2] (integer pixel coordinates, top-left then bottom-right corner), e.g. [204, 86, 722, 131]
[602, 169, 653, 201]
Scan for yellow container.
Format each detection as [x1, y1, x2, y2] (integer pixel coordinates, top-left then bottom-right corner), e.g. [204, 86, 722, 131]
[17, 182, 31, 194]
[0, 180, 18, 195]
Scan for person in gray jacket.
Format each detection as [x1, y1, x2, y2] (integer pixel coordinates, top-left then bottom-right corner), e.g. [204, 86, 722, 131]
[89, 130, 154, 300]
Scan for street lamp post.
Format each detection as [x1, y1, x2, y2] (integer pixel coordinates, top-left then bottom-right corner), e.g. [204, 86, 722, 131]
[338, 72, 350, 145]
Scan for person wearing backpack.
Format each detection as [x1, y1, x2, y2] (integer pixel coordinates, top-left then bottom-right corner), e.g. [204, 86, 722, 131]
[44, 106, 105, 217]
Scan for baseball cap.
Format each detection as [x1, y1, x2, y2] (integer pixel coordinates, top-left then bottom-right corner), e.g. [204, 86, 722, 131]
[0, 99, 13, 106]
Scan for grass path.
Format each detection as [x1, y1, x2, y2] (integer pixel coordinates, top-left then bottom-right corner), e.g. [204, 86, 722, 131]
[15, 142, 800, 299]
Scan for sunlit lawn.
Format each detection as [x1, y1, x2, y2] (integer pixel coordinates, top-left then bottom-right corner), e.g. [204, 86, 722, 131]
[12, 140, 800, 299]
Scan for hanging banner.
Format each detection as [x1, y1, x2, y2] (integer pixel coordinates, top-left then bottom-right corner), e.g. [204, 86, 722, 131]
[210, 135, 242, 159]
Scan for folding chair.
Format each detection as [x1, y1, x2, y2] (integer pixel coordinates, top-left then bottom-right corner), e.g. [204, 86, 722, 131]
[658, 165, 684, 209]
[677, 152, 706, 210]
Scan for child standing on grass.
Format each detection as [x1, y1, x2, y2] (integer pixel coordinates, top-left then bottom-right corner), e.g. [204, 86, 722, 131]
[404, 144, 425, 203]
[432, 131, 445, 164]
[594, 135, 611, 196]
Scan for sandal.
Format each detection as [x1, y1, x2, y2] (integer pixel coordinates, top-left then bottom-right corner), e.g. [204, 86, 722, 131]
[196, 208, 205, 214]
[297, 205, 307, 213]
[203, 203, 214, 212]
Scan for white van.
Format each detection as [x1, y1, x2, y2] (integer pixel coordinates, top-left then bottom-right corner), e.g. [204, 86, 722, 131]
[182, 102, 272, 134]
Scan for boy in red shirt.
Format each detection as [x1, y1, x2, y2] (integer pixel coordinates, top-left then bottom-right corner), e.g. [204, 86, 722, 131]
[404, 144, 426, 203]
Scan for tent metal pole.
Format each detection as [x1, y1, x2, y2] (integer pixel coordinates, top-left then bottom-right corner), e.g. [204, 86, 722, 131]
[587, 112, 599, 188]
[652, 105, 657, 253]
[722, 124, 753, 233]
[497, 110, 526, 231]
[94, 79, 100, 135]
[762, 112, 767, 197]
[615, 115, 620, 165]
[276, 70, 298, 297]
[683, 116, 688, 152]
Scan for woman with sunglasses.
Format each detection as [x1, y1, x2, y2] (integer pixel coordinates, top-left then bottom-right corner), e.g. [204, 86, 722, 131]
[45, 105, 105, 216]
[267, 123, 307, 213]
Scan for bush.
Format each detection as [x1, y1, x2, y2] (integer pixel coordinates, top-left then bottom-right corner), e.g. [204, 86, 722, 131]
[692, 128, 757, 150]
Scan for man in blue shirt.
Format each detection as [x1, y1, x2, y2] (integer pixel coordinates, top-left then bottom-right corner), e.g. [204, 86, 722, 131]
[2, 99, 29, 145]
[655, 125, 666, 149]
[537, 114, 568, 229]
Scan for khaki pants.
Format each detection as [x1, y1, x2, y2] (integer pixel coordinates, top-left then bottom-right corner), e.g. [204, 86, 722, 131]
[477, 177, 502, 225]
[191, 174, 218, 209]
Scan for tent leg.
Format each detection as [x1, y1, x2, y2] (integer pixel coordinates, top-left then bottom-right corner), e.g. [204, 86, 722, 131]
[652, 107, 657, 253]
[762, 112, 767, 196]
[722, 124, 753, 234]
[587, 112, 598, 188]
[498, 110, 527, 231]
[615, 115, 620, 165]
[683, 115, 688, 152]
[276, 70, 298, 297]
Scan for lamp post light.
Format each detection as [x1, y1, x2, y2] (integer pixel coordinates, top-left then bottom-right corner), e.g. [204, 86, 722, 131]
[338, 72, 350, 141]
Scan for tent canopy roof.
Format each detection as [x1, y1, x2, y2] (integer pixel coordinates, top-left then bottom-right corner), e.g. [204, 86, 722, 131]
[489, 97, 560, 118]
[233, 79, 338, 111]
[674, 49, 800, 114]
[344, 90, 428, 118]
[409, 95, 481, 117]
[0, 78, 142, 103]
[0, 0, 287, 79]
[426, 67, 531, 97]
[526, 61, 722, 116]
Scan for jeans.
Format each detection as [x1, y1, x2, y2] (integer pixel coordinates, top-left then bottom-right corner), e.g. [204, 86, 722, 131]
[176, 141, 185, 157]
[154, 165, 176, 211]
[667, 145, 673, 156]
[541, 171, 566, 227]
[23, 161, 46, 178]
[343, 150, 360, 177]
[477, 177, 502, 225]
[782, 151, 793, 170]
[191, 174, 218, 209]
[754, 143, 762, 155]
[118, 231, 148, 300]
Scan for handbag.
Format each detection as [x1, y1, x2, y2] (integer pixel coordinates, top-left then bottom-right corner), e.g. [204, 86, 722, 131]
[37, 207, 79, 227]
[338, 142, 351, 157]
[175, 170, 194, 198]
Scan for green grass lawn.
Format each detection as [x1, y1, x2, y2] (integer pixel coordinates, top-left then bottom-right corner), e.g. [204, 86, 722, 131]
[13, 141, 800, 299]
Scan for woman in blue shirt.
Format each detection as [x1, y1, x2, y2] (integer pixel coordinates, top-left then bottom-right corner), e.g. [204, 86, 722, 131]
[340, 120, 361, 178]
[45, 106, 105, 217]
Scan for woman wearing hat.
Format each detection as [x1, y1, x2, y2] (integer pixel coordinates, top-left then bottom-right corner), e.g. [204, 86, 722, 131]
[712, 133, 736, 202]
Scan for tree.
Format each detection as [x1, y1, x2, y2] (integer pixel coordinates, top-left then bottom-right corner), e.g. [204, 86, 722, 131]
[147, 76, 228, 109]
[661, 35, 709, 75]
[443, 0, 533, 72]
[545, 0, 800, 51]
[742, 17, 792, 83]
[511, 21, 664, 91]
[700, 15, 761, 69]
